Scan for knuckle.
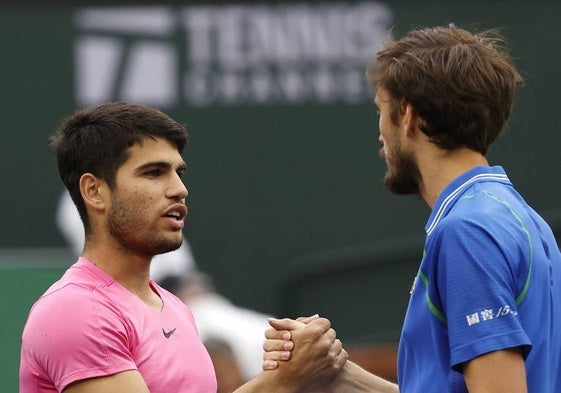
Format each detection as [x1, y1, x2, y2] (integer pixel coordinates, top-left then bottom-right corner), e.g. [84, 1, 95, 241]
[310, 325, 324, 338]
[318, 339, 332, 353]
[262, 339, 272, 351]
[319, 317, 331, 329]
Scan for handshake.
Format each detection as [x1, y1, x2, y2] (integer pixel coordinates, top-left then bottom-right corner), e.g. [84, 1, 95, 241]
[258, 315, 398, 393]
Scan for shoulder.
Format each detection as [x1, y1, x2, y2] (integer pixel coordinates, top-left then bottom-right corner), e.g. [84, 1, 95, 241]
[22, 283, 137, 390]
[22, 282, 132, 362]
[26, 282, 96, 328]
[435, 185, 528, 241]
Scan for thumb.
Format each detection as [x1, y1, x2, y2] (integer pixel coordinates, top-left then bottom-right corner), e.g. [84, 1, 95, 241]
[268, 317, 307, 331]
[296, 314, 320, 324]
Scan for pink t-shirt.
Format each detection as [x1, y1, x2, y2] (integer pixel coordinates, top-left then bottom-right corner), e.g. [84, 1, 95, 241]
[20, 257, 217, 393]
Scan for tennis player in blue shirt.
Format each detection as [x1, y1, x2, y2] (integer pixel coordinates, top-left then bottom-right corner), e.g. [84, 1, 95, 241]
[264, 24, 561, 393]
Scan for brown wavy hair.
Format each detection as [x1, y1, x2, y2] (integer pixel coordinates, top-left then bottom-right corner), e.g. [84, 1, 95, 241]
[367, 24, 523, 155]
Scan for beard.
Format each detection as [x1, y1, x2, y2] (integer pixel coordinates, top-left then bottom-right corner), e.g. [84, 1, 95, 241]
[379, 144, 421, 196]
[107, 194, 182, 257]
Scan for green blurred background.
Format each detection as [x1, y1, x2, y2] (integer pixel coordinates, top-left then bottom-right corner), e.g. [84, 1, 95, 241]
[2, 1, 560, 390]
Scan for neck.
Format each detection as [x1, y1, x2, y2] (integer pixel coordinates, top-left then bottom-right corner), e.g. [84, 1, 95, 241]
[82, 236, 162, 311]
[417, 147, 489, 209]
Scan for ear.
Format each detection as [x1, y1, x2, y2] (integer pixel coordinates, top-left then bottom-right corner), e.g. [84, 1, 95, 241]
[402, 103, 422, 138]
[79, 173, 109, 213]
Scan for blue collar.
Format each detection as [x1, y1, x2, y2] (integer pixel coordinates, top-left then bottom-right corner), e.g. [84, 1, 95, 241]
[425, 166, 511, 236]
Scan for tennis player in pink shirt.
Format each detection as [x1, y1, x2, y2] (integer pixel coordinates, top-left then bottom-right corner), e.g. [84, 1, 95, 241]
[20, 102, 346, 393]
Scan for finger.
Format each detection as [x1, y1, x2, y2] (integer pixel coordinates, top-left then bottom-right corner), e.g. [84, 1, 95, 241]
[265, 327, 291, 340]
[263, 338, 294, 352]
[263, 350, 293, 362]
[304, 317, 332, 335]
[328, 339, 343, 358]
[334, 347, 349, 369]
[295, 314, 320, 324]
[290, 320, 335, 357]
[322, 327, 337, 343]
[268, 317, 307, 331]
[263, 359, 279, 371]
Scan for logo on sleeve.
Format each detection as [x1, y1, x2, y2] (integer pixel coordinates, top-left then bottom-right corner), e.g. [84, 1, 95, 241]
[162, 328, 177, 338]
[466, 305, 518, 326]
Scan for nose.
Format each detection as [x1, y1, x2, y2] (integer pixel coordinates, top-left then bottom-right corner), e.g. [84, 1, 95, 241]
[168, 173, 189, 201]
[178, 181, 189, 201]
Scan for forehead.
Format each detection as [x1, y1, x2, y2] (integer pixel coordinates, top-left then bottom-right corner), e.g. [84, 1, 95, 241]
[375, 87, 391, 103]
[123, 137, 184, 167]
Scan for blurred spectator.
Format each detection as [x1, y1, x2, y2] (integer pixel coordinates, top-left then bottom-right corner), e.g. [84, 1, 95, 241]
[203, 338, 245, 393]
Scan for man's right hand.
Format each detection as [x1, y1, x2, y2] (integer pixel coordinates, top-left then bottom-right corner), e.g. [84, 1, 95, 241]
[262, 316, 348, 392]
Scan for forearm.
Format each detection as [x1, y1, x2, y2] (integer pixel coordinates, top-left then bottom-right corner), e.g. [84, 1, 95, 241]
[464, 348, 527, 393]
[324, 361, 399, 393]
[234, 371, 299, 393]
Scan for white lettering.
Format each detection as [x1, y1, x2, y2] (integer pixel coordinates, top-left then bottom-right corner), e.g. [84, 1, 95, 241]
[466, 313, 480, 326]
[75, 36, 123, 105]
[182, 7, 214, 65]
[75, 2, 393, 107]
[121, 42, 177, 106]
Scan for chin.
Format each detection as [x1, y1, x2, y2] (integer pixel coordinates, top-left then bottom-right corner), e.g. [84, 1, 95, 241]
[383, 167, 419, 195]
[151, 236, 183, 255]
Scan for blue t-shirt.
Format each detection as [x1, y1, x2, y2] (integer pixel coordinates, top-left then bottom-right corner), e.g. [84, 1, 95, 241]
[397, 166, 561, 392]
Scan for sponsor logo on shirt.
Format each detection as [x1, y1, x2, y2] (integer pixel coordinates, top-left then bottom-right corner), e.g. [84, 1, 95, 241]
[466, 304, 518, 326]
[163, 327, 177, 338]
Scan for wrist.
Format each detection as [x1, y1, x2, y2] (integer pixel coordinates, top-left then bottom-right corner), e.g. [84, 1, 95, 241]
[247, 371, 300, 393]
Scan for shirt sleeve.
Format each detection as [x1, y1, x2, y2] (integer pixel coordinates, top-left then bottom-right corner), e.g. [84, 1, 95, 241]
[431, 212, 532, 370]
[22, 284, 138, 391]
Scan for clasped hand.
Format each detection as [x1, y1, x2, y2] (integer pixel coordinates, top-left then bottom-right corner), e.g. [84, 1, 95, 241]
[261, 315, 348, 392]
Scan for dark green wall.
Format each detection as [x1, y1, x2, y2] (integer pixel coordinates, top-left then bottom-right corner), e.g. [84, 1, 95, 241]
[2, 1, 561, 390]
[0, 254, 67, 390]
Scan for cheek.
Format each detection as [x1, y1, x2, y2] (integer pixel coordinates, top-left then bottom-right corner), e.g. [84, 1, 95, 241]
[379, 114, 392, 136]
[384, 139, 400, 166]
[378, 116, 385, 134]
[126, 187, 159, 210]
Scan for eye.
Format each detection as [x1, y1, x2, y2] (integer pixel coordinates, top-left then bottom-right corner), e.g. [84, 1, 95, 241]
[144, 169, 163, 177]
[177, 165, 187, 178]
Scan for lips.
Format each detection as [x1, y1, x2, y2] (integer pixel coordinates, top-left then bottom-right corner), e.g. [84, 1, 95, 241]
[163, 203, 188, 221]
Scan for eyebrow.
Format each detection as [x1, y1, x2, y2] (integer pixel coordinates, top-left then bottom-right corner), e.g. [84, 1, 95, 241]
[375, 95, 390, 104]
[135, 161, 187, 173]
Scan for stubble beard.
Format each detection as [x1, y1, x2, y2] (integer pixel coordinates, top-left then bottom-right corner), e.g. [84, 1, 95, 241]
[108, 195, 182, 257]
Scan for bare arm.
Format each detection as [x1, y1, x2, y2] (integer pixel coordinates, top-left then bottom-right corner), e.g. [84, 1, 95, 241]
[463, 348, 527, 393]
[235, 363, 395, 393]
[63, 370, 150, 393]
[326, 347, 527, 393]
[232, 372, 299, 393]
[324, 361, 399, 393]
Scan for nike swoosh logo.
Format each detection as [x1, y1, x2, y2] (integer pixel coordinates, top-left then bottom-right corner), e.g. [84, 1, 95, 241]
[162, 328, 177, 338]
